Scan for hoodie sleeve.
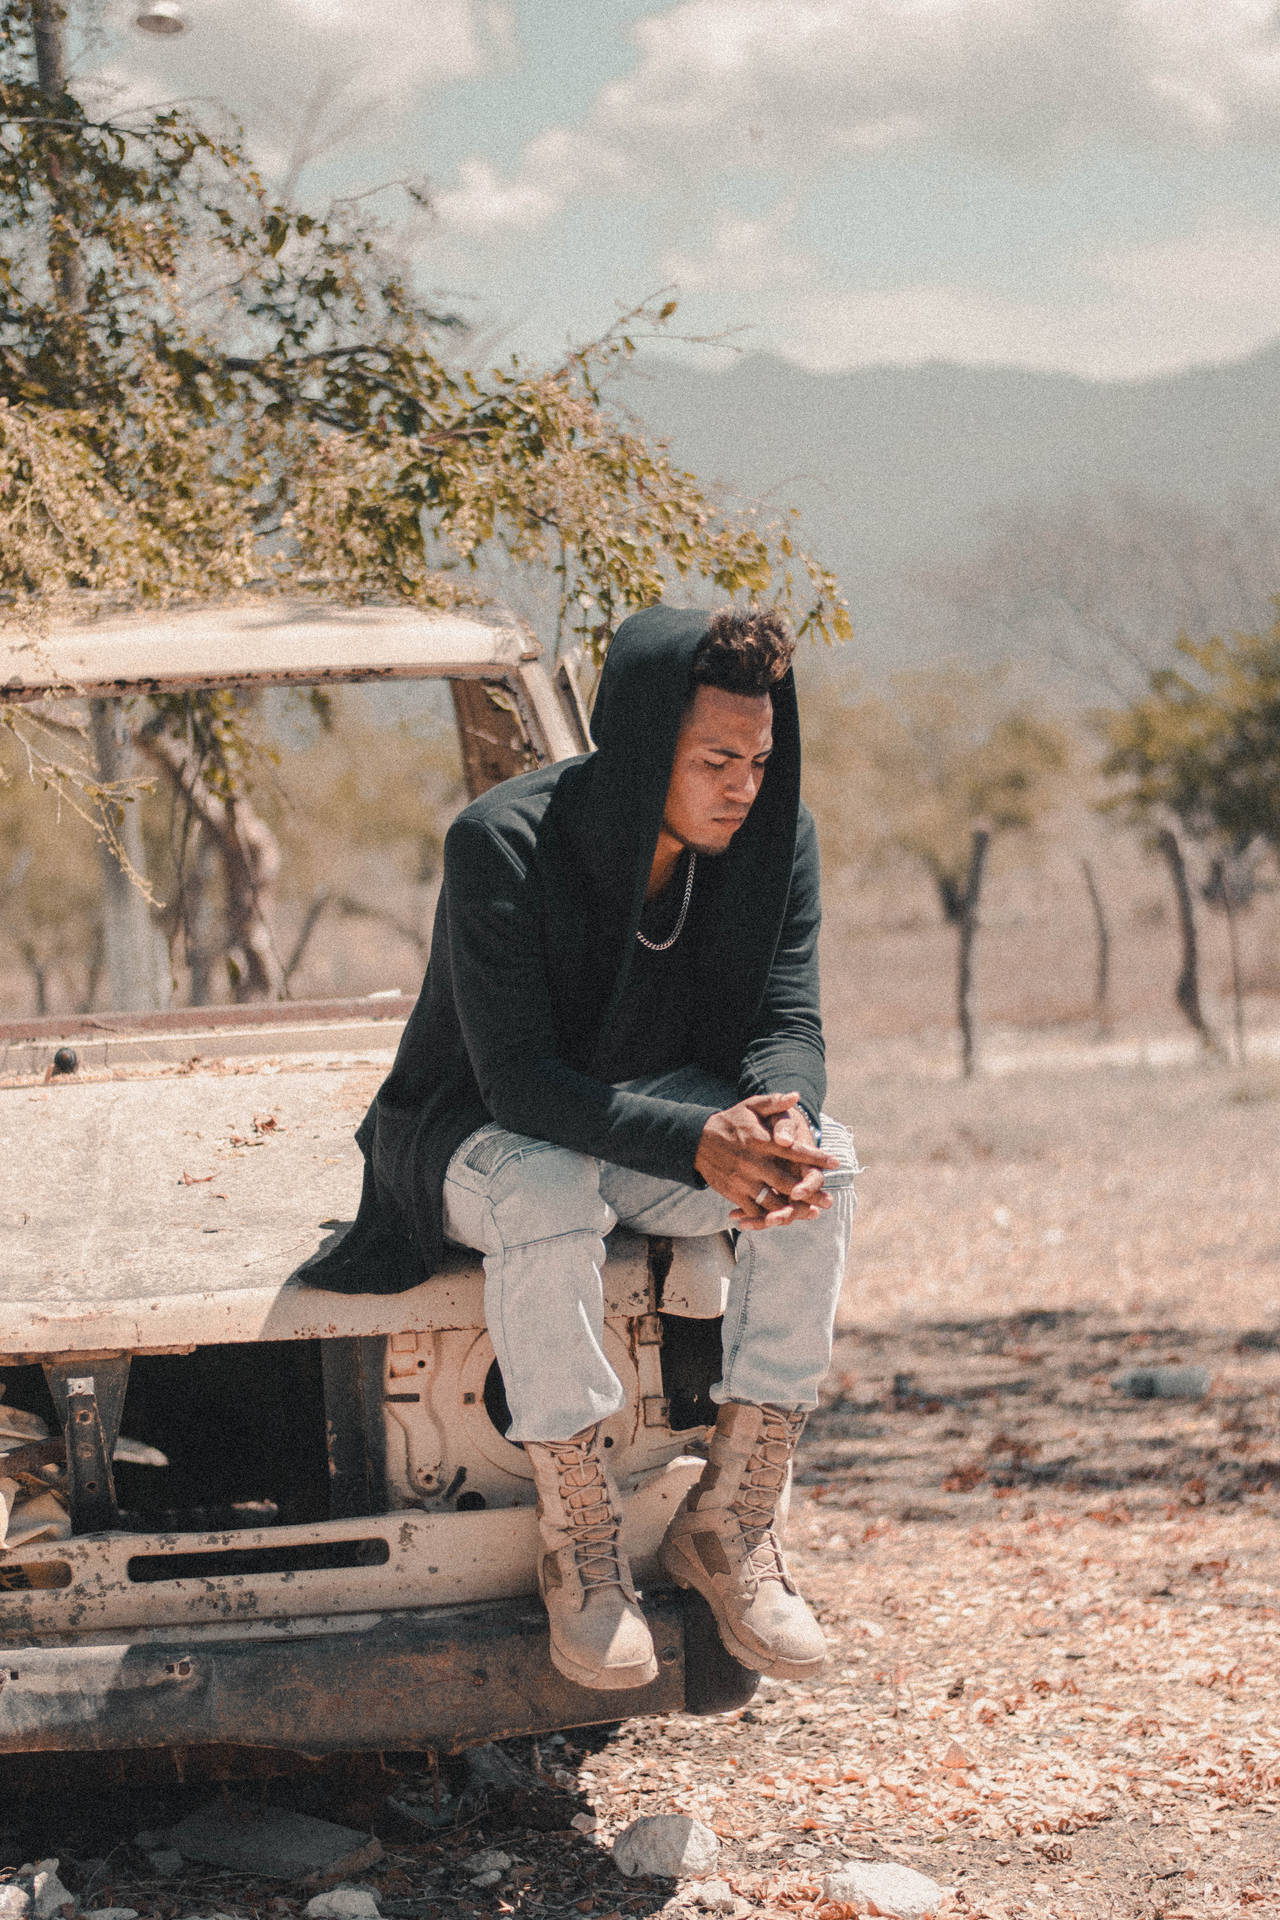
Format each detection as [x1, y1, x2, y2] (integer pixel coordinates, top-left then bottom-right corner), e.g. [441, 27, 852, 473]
[735, 806, 827, 1126]
[442, 813, 716, 1181]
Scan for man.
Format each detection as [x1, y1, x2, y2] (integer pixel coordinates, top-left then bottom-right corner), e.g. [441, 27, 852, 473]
[312, 604, 857, 1693]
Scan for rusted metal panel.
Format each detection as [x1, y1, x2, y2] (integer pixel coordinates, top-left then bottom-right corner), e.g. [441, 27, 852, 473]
[0, 604, 538, 705]
[450, 678, 541, 797]
[554, 652, 595, 752]
[0, 1045, 653, 1353]
[0, 1459, 703, 1639]
[0, 1020, 413, 1083]
[0, 1591, 687, 1753]
[522, 660, 591, 761]
[449, 666, 585, 796]
[379, 1303, 696, 1517]
[0, 995, 415, 1052]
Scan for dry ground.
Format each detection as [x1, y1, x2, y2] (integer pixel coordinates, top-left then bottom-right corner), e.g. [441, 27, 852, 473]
[567, 1050, 1280, 1919]
[7, 1043, 1279, 1920]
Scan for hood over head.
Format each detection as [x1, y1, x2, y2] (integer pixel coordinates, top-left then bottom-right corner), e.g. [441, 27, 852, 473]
[560, 603, 803, 1060]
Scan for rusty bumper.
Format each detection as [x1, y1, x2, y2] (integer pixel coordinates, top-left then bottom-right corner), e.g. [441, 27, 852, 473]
[0, 1589, 755, 1754]
[0, 1593, 692, 1754]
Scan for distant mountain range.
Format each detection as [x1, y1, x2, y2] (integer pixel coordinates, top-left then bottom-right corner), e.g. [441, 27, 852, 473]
[616, 342, 1280, 678]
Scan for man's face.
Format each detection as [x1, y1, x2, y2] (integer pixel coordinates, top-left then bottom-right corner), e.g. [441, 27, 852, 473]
[661, 683, 774, 857]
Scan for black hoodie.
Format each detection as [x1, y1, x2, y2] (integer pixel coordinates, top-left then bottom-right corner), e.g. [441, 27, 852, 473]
[305, 604, 825, 1294]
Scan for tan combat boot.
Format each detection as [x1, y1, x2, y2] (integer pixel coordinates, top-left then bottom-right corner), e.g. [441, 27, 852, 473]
[659, 1401, 826, 1680]
[523, 1425, 659, 1692]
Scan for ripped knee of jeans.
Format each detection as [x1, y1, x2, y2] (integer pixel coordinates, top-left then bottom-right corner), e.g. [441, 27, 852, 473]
[817, 1113, 861, 1189]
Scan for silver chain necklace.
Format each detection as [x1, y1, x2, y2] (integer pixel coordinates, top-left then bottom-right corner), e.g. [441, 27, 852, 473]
[636, 852, 697, 952]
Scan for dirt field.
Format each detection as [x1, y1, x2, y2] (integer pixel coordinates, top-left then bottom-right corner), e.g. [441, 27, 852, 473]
[575, 1048, 1280, 1919]
[6, 1036, 1279, 1920]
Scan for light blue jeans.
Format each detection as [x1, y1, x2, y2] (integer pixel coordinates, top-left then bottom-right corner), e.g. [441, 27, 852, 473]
[441, 1065, 859, 1443]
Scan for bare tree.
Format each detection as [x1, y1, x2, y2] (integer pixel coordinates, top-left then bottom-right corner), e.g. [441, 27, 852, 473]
[934, 491, 1280, 699]
[1154, 828, 1221, 1056]
[1079, 856, 1112, 1038]
[804, 662, 1069, 1076]
[955, 828, 990, 1079]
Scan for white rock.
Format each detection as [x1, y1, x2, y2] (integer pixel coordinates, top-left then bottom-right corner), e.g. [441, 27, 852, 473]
[302, 1891, 380, 1920]
[612, 1816, 719, 1880]
[464, 1850, 512, 1888]
[463, 1850, 510, 1874]
[822, 1860, 947, 1917]
[31, 1864, 75, 1920]
[0, 1887, 32, 1920]
[695, 1879, 736, 1912]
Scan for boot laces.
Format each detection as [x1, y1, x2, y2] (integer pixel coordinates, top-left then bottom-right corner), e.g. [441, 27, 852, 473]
[729, 1408, 805, 1587]
[543, 1435, 626, 1592]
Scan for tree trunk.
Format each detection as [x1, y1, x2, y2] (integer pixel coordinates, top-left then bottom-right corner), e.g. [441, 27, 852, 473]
[1155, 828, 1219, 1053]
[19, 944, 49, 1016]
[88, 700, 167, 1012]
[137, 732, 284, 1003]
[1221, 882, 1246, 1067]
[33, 0, 88, 312]
[79, 923, 104, 1015]
[956, 828, 990, 1079]
[1079, 857, 1111, 1039]
[180, 830, 222, 1007]
[1204, 850, 1252, 1068]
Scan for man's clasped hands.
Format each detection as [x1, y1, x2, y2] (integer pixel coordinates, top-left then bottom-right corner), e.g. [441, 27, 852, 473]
[695, 1091, 841, 1231]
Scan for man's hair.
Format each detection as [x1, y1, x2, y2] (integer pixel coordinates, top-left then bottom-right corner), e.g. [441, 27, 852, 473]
[691, 607, 795, 697]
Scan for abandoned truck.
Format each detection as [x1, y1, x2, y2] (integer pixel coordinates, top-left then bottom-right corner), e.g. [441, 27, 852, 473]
[0, 601, 758, 1761]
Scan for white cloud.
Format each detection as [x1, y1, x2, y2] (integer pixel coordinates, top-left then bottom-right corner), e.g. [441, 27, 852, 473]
[433, 157, 563, 235]
[660, 204, 815, 292]
[775, 216, 1280, 378]
[1097, 218, 1280, 302]
[433, 122, 646, 234]
[435, 0, 1280, 235]
[604, 0, 1280, 162]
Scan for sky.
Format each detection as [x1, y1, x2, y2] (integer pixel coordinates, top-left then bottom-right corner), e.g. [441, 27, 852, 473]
[78, 0, 1280, 383]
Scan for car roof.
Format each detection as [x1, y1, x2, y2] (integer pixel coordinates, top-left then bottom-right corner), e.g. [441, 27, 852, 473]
[0, 599, 539, 703]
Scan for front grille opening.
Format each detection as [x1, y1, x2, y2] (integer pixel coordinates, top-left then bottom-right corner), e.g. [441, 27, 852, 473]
[126, 1535, 390, 1583]
[2, 1343, 335, 1540]
[115, 1341, 330, 1530]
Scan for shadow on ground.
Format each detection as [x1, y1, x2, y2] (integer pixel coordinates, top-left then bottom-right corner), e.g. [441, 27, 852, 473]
[807, 1307, 1280, 1516]
[1, 1738, 682, 1920]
